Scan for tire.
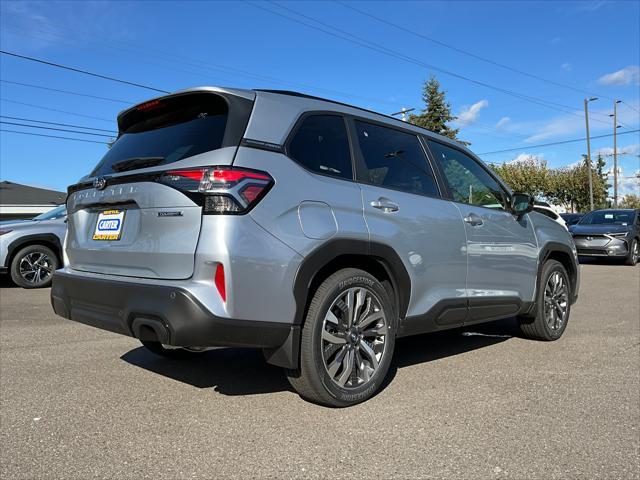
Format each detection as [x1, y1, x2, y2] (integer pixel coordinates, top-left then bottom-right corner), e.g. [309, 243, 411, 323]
[140, 341, 199, 359]
[10, 244, 58, 289]
[286, 268, 397, 407]
[519, 260, 571, 341]
[625, 238, 639, 266]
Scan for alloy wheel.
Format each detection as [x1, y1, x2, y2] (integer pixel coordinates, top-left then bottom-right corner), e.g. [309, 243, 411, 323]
[19, 252, 53, 285]
[543, 271, 569, 331]
[321, 287, 388, 389]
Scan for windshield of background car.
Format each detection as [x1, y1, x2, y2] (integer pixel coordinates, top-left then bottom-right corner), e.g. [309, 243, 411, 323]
[578, 210, 635, 226]
[33, 205, 66, 221]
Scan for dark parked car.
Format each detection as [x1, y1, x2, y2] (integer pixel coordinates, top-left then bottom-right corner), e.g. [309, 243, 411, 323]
[560, 213, 584, 226]
[569, 209, 639, 265]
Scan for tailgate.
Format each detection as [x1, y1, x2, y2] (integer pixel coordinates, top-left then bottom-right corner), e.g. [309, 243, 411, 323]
[66, 181, 201, 280]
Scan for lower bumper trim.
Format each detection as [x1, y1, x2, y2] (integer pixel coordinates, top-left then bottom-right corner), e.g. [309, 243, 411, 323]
[50, 270, 293, 351]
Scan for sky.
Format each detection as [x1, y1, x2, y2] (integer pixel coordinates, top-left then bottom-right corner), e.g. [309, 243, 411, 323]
[1, 0, 639, 198]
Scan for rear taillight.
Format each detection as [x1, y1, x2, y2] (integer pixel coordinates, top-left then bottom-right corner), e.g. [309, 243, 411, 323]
[159, 167, 273, 214]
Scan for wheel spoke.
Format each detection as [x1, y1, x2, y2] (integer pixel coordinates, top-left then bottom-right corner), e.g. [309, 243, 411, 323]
[353, 288, 365, 325]
[322, 328, 346, 345]
[336, 348, 355, 387]
[362, 323, 386, 337]
[327, 346, 348, 377]
[359, 341, 379, 371]
[357, 310, 384, 329]
[325, 310, 340, 325]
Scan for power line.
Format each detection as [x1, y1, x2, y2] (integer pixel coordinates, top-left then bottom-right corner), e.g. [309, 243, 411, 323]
[335, 0, 611, 101]
[0, 98, 114, 123]
[1, 19, 400, 107]
[478, 129, 640, 156]
[0, 121, 115, 138]
[0, 116, 118, 133]
[0, 129, 110, 144]
[250, 1, 612, 124]
[0, 80, 134, 104]
[0, 50, 169, 94]
[622, 101, 640, 115]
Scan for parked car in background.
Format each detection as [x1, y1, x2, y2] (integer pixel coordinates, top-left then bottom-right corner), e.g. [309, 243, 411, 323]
[560, 213, 584, 226]
[569, 209, 639, 266]
[533, 202, 567, 230]
[50, 87, 579, 406]
[0, 205, 66, 288]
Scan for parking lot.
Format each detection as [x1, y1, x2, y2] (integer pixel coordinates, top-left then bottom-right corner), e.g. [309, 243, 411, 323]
[0, 262, 638, 479]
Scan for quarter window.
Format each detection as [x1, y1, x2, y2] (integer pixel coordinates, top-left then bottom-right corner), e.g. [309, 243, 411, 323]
[354, 120, 439, 197]
[427, 140, 508, 209]
[288, 115, 352, 180]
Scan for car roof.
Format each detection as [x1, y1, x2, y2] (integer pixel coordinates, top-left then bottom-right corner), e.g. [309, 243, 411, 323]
[120, 86, 472, 155]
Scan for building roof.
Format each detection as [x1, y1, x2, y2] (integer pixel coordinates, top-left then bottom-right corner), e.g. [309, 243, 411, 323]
[0, 181, 66, 206]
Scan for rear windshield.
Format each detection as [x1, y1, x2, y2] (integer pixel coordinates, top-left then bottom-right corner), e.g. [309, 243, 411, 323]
[90, 94, 229, 176]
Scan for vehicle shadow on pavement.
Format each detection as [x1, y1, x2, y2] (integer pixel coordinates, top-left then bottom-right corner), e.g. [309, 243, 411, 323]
[120, 346, 294, 396]
[120, 317, 519, 398]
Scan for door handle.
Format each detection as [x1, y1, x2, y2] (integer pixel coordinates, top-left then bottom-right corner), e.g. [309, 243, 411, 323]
[464, 213, 484, 226]
[371, 198, 399, 213]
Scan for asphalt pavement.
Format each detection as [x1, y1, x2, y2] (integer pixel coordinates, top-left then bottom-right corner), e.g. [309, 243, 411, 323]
[1, 261, 639, 479]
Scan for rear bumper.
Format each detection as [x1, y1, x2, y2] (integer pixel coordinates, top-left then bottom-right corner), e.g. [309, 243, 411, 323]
[51, 270, 299, 367]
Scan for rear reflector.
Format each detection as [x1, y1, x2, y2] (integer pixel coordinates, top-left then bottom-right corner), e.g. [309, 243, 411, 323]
[159, 167, 273, 214]
[215, 263, 226, 302]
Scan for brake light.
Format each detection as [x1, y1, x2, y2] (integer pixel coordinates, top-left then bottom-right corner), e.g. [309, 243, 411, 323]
[215, 263, 226, 302]
[159, 167, 273, 214]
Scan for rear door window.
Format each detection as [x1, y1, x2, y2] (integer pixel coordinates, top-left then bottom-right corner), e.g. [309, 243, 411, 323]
[90, 94, 229, 176]
[353, 120, 439, 197]
[287, 115, 353, 180]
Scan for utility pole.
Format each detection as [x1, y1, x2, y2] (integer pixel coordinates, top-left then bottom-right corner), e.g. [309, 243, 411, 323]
[391, 107, 415, 122]
[612, 100, 622, 207]
[584, 97, 598, 211]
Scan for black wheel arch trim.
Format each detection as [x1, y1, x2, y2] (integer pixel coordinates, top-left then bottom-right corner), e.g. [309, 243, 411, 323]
[538, 241, 579, 304]
[5, 234, 62, 269]
[292, 239, 411, 326]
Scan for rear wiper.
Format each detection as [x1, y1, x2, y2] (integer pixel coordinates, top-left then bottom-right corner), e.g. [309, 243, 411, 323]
[111, 156, 164, 172]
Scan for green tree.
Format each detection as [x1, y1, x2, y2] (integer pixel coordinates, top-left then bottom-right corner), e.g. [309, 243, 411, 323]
[409, 75, 467, 144]
[548, 155, 610, 212]
[620, 194, 640, 209]
[491, 156, 552, 197]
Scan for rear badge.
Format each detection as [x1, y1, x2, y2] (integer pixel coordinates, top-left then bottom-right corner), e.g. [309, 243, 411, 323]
[158, 211, 183, 217]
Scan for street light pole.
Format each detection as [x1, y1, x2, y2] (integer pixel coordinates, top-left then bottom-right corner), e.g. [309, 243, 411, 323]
[613, 100, 621, 207]
[583, 97, 597, 211]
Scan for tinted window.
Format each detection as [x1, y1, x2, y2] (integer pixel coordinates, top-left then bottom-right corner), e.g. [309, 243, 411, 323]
[288, 115, 352, 180]
[354, 121, 439, 197]
[91, 94, 229, 176]
[427, 140, 508, 209]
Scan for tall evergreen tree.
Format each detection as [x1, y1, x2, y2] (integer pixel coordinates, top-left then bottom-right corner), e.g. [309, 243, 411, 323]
[408, 75, 464, 143]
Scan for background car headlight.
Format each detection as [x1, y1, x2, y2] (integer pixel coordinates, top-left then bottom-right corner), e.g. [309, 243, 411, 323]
[608, 232, 629, 239]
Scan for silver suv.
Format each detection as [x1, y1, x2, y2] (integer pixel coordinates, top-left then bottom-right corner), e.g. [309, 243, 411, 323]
[51, 87, 579, 406]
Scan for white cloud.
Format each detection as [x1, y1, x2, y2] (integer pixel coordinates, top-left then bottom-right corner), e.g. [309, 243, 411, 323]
[522, 100, 639, 143]
[561, 63, 572, 72]
[495, 117, 511, 129]
[597, 66, 640, 86]
[457, 100, 489, 126]
[507, 153, 546, 165]
[615, 169, 640, 197]
[596, 144, 640, 158]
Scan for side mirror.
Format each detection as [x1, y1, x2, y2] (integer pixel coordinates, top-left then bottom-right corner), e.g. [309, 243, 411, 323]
[511, 193, 534, 217]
